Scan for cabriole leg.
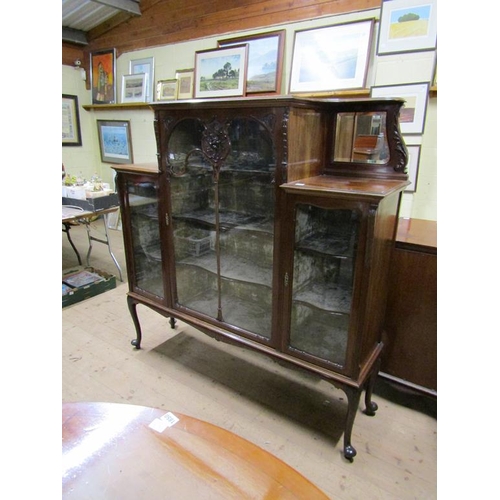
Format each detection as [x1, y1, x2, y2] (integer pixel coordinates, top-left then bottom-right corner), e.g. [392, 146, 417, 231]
[364, 358, 380, 416]
[127, 295, 142, 349]
[342, 386, 362, 461]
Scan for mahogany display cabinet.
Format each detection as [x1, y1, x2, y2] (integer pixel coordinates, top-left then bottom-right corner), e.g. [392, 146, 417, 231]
[113, 96, 409, 460]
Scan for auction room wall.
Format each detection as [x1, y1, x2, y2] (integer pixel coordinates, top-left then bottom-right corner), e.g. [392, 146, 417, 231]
[62, 7, 437, 220]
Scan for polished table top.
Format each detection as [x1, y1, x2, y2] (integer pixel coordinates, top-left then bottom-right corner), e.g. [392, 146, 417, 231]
[62, 402, 329, 499]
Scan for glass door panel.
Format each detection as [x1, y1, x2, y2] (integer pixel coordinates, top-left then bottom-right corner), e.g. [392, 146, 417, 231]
[168, 116, 276, 340]
[217, 118, 275, 339]
[168, 118, 218, 318]
[126, 178, 164, 298]
[289, 205, 360, 367]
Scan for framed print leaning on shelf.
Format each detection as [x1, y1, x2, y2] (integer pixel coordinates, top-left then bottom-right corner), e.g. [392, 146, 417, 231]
[218, 30, 285, 94]
[97, 120, 133, 164]
[62, 94, 82, 146]
[404, 144, 421, 192]
[289, 19, 374, 94]
[194, 45, 248, 98]
[371, 82, 429, 134]
[175, 69, 194, 99]
[121, 73, 147, 103]
[90, 48, 116, 104]
[129, 57, 155, 102]
[377, 0, 437, 55]
[156, 79, 178, 101]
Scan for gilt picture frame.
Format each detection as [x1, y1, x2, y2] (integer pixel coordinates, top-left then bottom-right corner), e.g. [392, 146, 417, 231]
[194, 45, 248, 98]
[156, 79, 178, 101]
[175, 69, 194, 100]
[218, 30, 285, 94]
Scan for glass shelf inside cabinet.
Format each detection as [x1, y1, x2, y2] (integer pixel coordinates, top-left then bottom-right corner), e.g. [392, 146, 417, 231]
[127, 179, 164, 298]
[290, 205, 360, 367]
[168, 116, 276, 340]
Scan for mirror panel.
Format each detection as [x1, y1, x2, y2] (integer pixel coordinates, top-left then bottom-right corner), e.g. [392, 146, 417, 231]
[333, 112, 389, 164]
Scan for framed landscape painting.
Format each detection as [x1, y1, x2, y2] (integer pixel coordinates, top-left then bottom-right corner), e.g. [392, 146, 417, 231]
[377, 0, 437, 55]
[194, 45, 248, 98]
[218, 30, 285, 94]
[289, 19, 374, 94]
[371, 82, 430, 134]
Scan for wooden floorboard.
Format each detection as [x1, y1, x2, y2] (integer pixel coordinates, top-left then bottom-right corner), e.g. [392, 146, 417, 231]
[62, 222, 437, 499]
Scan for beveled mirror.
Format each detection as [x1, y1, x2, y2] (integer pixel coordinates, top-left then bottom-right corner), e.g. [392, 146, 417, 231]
[333, 111, 389, 164]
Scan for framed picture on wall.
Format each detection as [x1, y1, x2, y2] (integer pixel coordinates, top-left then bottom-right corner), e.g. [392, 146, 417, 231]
[156, 79, 178, 101]
[90, 48, 116, 104]
[121, 73, 147, 103]
[371, 82, 430, 134]
[404, 144, 421, 192]
[97, 120, 133, 164]
[194, 45, 248, 98]
[218, 30, 285, 94]
[377, 0, 437, 55]
[175, 69, 194, 99]
[62, 94, 82, 146]
[289, 19, 374, 94]
[129, 57, 155, 102]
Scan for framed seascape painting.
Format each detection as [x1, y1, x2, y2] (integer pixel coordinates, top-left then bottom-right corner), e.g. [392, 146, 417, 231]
[62, 94, 82, 146]
[194, 45, 248, 98]
[371, 82, 430, 134]
[97, 120, 133, 164]
[377, 0, 437, 55]
[289, 19, 374, 94]
[129, 57, 155, 102]
[218, 30, 285, 94]
[90, 48, 116, 104]
[121, 73, 148, 103]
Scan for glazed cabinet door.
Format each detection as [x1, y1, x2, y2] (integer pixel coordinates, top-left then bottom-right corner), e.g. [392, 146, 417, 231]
[165, 115, 276, 343]
[118, 173, 166, 302]
[282, 195, 368, 376]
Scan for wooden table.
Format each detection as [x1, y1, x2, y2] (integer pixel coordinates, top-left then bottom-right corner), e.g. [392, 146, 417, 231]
[62, 402, 329, 499]
[62, 205, 123, 281]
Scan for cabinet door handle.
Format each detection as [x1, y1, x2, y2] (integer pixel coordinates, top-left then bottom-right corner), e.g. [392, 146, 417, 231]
[284, 272, 289, 287]
[165, 213, 170, 226]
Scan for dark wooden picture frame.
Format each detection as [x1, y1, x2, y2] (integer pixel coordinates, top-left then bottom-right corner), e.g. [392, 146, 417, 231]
[62, 94, 82, 146]
[218, 30, 285, 95]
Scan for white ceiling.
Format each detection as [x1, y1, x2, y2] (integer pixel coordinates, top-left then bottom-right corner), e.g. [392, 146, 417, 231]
[62, 0, 141, 44]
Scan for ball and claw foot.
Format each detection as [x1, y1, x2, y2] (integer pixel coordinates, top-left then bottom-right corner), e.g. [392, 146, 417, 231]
[344, 445, 357, 461]
[364, 401, 378, 416]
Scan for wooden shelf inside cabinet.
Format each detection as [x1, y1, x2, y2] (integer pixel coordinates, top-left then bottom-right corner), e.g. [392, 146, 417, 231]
[82, 103, 154, 111]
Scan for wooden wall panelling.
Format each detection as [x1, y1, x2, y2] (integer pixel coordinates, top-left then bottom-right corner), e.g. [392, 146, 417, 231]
[85, 0, 380, 54]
